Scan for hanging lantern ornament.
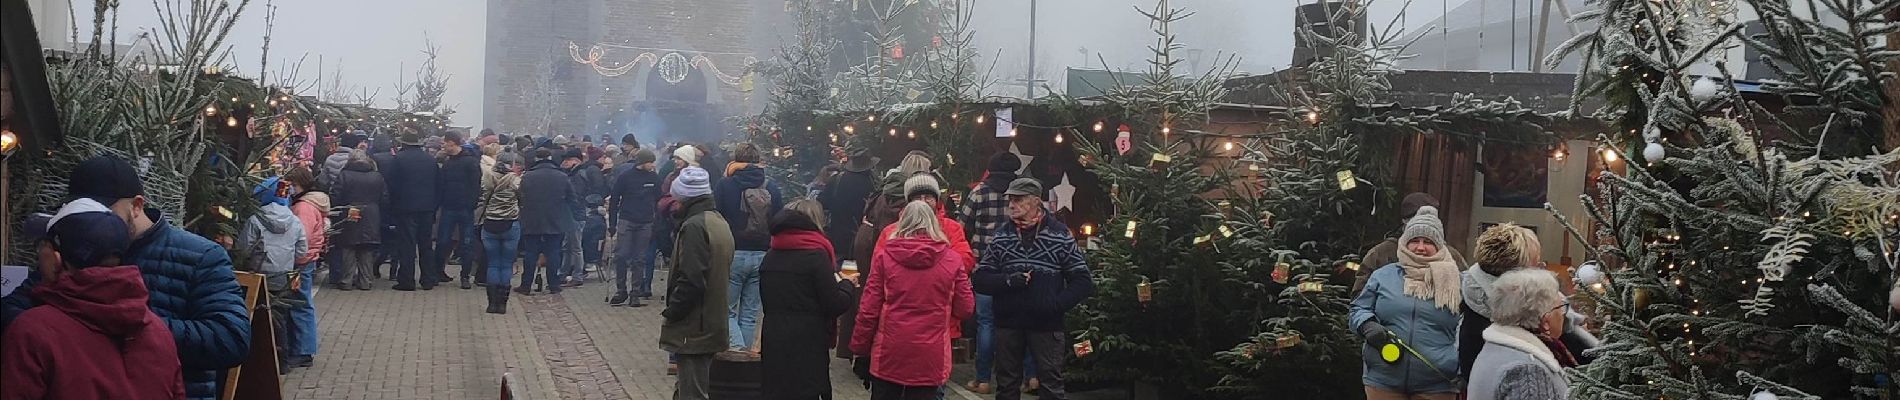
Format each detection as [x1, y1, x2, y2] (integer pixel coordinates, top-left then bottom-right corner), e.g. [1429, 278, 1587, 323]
[1643, 141, 1667, 161]
[1137, 278, 1153, 304]
[1116, 125, 1133, 155]
[1272, 261, 1292, 284]
[890, 44, 905, 59]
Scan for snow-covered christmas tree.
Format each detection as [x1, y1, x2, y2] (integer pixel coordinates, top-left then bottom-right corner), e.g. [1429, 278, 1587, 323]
[1553, 0, 1900, 397]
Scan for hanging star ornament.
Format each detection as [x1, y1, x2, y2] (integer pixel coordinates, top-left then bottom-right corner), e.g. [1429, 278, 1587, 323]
[1051, 173, 1077, 212]
[1010, 142, 1035, 176]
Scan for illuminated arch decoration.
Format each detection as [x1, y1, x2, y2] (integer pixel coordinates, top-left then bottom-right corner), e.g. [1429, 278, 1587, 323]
[567, 41, 756, 86]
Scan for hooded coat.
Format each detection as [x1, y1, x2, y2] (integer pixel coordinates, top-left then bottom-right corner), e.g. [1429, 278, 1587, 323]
[759, 211, 856, 400]
[331, 159, 386, 247]
[818, 162, 876, 258]
[659, 195, 735, 355]
[714, 164, 785, 251]
[0, 266, 186, 400]
[318, 151, 351, 190]
[238, 203, 307, 274]
[291, 191, 332, 265]
[850, 235, 975, 387]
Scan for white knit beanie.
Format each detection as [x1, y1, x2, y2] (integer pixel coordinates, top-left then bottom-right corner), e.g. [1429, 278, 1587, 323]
[674, 145, 701, 167]
[1401, 206, 1447, 247]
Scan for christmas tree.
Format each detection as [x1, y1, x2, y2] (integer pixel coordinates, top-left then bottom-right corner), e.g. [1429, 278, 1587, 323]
[1553, 0, 1900, 397]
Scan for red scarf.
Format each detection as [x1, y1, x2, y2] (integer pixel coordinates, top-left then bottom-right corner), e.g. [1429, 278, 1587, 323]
[1538, 332, 1580, 367]
[770, 229, 835, 265]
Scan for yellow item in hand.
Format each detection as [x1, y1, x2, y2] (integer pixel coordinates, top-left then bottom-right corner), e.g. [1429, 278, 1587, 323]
[1380, 342, 1402, 363]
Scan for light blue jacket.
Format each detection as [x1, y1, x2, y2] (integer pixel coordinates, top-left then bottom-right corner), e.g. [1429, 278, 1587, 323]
[1349, 264, 1462, 394]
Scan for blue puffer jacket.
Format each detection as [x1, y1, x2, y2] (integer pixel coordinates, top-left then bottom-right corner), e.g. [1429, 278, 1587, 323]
[129, 210, 255, 400]
[1349, 264, 1461, 395]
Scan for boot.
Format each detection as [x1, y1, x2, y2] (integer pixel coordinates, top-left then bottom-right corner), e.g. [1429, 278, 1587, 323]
[486, 286, 508, 314]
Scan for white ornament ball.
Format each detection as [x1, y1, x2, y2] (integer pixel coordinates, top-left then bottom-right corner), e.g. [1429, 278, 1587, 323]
[1644, 142, 1667, 161]
[1691, 77, 1723, 102]
[1751, 391, 1778, 400]
[1575, 262, 1605, 286]
[1888, 278, 1899, 312]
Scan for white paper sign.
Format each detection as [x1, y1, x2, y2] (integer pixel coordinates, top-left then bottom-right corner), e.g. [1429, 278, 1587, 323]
[995, 107, 1015, 138]
[1, 266, 30, 297]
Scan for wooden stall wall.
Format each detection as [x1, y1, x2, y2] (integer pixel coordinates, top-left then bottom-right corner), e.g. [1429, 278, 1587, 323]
[1390, 132, 1477, 256]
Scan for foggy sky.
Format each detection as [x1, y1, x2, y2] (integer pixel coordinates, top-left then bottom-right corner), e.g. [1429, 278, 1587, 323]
[71, 0, 1469, 127]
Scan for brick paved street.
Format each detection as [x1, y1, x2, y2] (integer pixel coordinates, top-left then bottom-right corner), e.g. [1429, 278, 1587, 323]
[286, 267, 981, 400]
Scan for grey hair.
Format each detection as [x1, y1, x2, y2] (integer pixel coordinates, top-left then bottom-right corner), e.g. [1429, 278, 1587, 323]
[1487, 269, 1565, 330]
[887, 200, 947, 242]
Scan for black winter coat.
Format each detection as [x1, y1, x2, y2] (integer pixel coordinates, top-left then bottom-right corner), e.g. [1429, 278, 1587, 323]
[519, 160, 582, 236]
[331, 159, 387, 246]
[760, 213, 855, 399]
[818, 166, 875, 259]
[384, 146, 440, 213]
[609, 164, 662, 224]
[437, 150, 482, 210]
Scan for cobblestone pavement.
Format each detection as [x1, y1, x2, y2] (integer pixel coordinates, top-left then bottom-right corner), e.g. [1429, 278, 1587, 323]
[286, 266, 981, 400]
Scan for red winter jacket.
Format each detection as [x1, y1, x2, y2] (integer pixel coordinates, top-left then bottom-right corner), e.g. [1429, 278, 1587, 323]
[1, 265, 185, 400]
[850, 236, 975, 387]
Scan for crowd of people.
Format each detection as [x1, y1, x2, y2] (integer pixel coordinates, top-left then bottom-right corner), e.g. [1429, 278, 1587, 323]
[0, 126, 1586, 400]
[1347, 193, 1598, 400]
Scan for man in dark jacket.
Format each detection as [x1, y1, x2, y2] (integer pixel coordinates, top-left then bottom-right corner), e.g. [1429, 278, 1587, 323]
[0, 156, 252, 400]
[560, 149, 601, 285]
[659, 166, 733, 400]
[958, 151, 1023, 392]
[713, 144, 782, 352]
[607, 149, 662, 306]
[330, 151, 386, 291]
[370, 140, 400, 279]
[971, 178, 1095, 400]
[434, 133, 483, 289]
[817, 148, 876, 261]
[385, 131, 442, 290]
[518, 149, 583, 295]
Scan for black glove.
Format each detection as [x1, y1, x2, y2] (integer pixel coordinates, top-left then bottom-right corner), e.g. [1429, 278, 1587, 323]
[1007, 271, 1031, 287]
[1358, 320, 1392, 349]
[852, 356, 873, 386]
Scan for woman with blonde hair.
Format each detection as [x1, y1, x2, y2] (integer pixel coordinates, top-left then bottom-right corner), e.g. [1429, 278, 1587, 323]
[760, 199, 856, 400]
[850, 201, 975, 399]
[1459, 224, 1596, 385]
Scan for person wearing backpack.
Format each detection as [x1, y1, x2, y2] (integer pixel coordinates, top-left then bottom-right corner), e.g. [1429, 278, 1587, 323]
[713, 143, 783, 355]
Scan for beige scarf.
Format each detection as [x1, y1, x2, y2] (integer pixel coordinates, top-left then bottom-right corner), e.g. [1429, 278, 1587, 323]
[1397, 246, 1462, 310]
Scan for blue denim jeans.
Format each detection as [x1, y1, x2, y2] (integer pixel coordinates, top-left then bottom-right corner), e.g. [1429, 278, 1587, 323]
[434, 208, 476, 280]
[975, 294, 1035, 382]
[289, 262, 319, 357]
[612, 220, 656, 297]
[728, 250, 766, 350]
[482, 222, 521, 288]
[517, 234, 565, 293]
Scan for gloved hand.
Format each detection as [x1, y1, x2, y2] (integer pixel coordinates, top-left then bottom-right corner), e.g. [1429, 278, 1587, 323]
[1007, 271, 1032, 287]
[1358, 320, 1393, 349]
[852, 356, 873, 386]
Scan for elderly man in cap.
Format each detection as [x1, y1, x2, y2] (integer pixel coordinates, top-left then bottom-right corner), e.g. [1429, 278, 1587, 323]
[0, 156, 251, 400]
[386, 129, 443, 290]
[971, 178, 1096, 400]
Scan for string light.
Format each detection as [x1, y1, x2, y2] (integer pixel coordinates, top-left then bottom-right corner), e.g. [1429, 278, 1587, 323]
[888, 128, 897, 137]
[976, 115, 986, 124]
[830, 133, 839, 143]
[930, 120, 939, 129]
[1093, 121, 1105, 132]
[906, 130, 916, 139]
[1305, 111, 1319, 124]
[844, 125, 856, 134]
[1161, 126, 1172, 135]
[1602, 148, 1620, 162]
[1055, 132, 1065, 144]
[806, 125, 813, 131]
[1223, 141, 1235, 151]
[226, 116, 239, 127]
[868, 115, 877, 122]
[204, 105, 218, 116]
